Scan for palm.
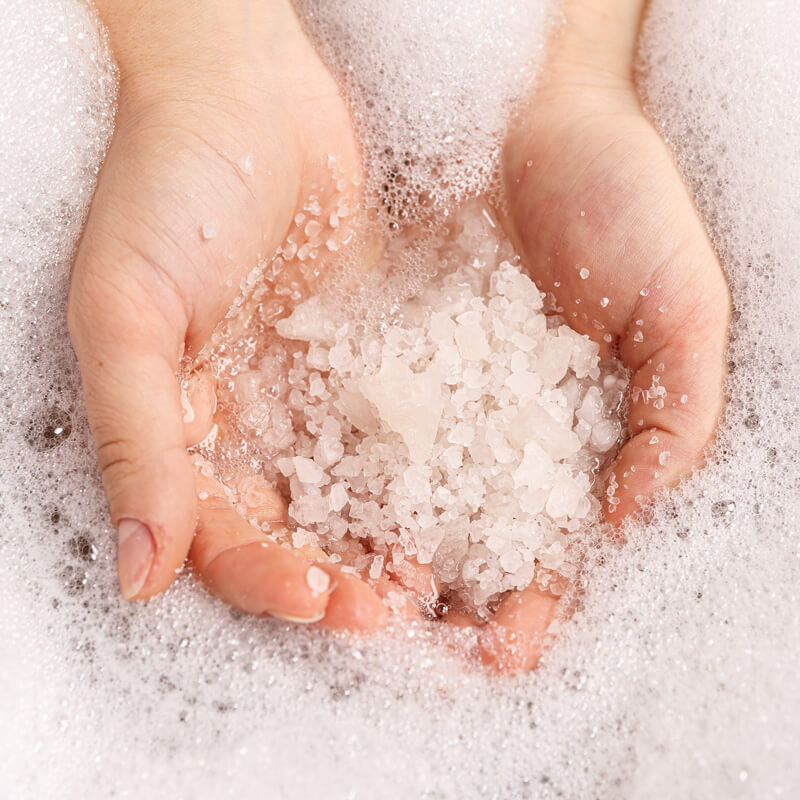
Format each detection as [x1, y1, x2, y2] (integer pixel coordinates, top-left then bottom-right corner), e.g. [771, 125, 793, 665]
[477, 27, 730, 672]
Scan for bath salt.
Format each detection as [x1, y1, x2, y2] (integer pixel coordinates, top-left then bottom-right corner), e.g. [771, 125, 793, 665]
[224, 203, 631, 616]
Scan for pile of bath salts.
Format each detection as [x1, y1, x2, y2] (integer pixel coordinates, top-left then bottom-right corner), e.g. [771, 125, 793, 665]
[255, 211, 629, 616]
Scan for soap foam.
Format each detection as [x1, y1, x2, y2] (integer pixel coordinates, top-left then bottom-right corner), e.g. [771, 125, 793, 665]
[293, 0, 556, 222]
[1, 0, 799, 798]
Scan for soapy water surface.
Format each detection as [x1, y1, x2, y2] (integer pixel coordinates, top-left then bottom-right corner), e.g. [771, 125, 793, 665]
[1, 0, 799, 798]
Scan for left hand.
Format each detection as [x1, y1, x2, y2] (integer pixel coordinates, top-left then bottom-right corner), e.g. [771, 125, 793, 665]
[475, 0, 730, 672]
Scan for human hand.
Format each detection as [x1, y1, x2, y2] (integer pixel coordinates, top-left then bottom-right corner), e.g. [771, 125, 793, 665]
[477, 0, 730, 671]
[68, 0, 387, 628]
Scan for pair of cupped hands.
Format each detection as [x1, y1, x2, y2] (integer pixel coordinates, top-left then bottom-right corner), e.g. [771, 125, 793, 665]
[69, 0, 729, 673]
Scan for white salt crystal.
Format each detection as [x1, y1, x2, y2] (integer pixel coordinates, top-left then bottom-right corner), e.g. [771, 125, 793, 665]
[314, 436, 345, 468]
[506, 370, 542, 399]
[359, 356, 444, 463]
[454, 323, 490, 361]
[276, 296, 340, 344]
[538, 336, 573, 385]
[514, 441, 552, 490]
[201, 222, 217, 240]
[306, 345, 330, 371]
[429, 311, 456, 341]
[293, 456, 326, 485]
[305, 565, 330, 596]
[328, 483, 349, 513]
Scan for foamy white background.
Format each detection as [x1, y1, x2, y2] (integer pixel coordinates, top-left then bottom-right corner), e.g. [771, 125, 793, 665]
[1, 1, 798, 798]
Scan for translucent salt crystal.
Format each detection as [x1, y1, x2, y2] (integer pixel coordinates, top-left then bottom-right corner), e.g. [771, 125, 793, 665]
[328, 339, 353, 371]
[333, 387, 378, 434]
[429, 311, 456, 341]
[293, 528, 318, 549]
[293, 456, 326, 485]
[510, 331, 536, 352]
[369, 555, 384, 580]
[578, 387, 604, 425]
[292, 492, 331, 524]
[579, 267, 590, 280]
[499, 548, 523, 573]
[359, 355, 444, 463]
[538, 540, 566, 571]
[506, 370, 542, 399]
[633, 330, 644, 343]
[514, 441, 552, 490]
[590, 419, 621, 452]
[546, 471, 583, 519]
[600, 296, 610, 308]
[308, 375, 326, 397]
[201, 222, 217, 240]
[447, 422, 475, 446]
[305, 220, 323, 238]
[403, 464, 431, 499]
[276, 296, 340, 344]
[306, 345, 330, 371]
[538, 336, 573, 385]
[313, 436, 344, 468]
[442, 446, 463, 470]
[454, 322, 490, 361]
[328, 483, 349, 513]
[509, 402, 581, 460]
[510, 351, 529, 373]
[658, 450, 672, 466]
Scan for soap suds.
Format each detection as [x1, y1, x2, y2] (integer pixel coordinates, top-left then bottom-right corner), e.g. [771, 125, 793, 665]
[0, 0, 798, 798]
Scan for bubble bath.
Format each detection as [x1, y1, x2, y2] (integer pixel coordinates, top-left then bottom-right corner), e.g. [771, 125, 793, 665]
[1, 1, 799, 798]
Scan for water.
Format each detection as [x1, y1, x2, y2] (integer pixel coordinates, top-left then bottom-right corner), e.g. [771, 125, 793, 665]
[1, 0, 798, 797]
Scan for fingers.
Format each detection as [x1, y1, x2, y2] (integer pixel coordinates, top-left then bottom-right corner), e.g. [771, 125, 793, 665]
[609, 251, 730, 520]
[192, 466, 388, 630]
[68, 256, 196, 602]
[477, 584, 560, 674]
[314, 565, 390, 632]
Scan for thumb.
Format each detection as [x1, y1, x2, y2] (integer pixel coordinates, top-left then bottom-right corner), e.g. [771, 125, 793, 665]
[68, 240, 196, 601]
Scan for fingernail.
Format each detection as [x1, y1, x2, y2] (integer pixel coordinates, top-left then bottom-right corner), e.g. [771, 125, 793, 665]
[117, 519, 155, 600]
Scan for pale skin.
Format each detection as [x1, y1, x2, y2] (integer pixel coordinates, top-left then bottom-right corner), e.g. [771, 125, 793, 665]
[69, 0, 729, 670]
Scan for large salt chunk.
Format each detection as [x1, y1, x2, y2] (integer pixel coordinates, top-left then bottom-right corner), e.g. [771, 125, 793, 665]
[333, 379, 379, 433]
[275, 296, 340, 344]
[454, 322, 490, 361]
[508, 401, 582, 459]
[293, 456, 327, 486]
[359, 355, 444, 463]
[537, 335, 574, 385]
[545, 468, 583, 519]
[514, 440, 552, 490]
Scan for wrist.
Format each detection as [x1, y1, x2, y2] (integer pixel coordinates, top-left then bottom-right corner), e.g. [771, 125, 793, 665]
[549, 0, 648, 86]
[93, 0, 288, 93]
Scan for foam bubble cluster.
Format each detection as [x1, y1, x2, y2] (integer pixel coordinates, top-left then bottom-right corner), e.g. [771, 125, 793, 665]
[1, 0, 800, 798]
[293, 0, 555, 221]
